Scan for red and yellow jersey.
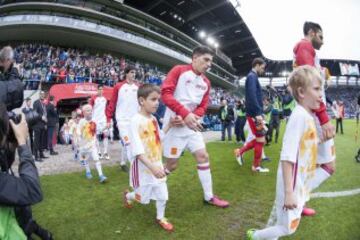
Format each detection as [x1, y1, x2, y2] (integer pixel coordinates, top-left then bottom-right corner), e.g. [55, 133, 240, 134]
[77, 118, 97, 151]
[128, 113, 165, 188]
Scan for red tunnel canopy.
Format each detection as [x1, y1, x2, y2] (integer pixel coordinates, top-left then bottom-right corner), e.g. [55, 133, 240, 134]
[48, 83, 113, 105]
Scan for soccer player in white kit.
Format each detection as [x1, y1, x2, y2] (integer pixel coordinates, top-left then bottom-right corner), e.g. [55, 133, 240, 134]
[161, 46, 229, 208]
[124, 84, 173, 232]
[247, 66, 322, 239]
[106, 65, 140, 172]
[77, 104, 107, 183]
[90, 85, 110, 160]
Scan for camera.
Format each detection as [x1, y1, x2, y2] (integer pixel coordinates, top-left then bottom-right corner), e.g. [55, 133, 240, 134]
[8, 109, 40, 127]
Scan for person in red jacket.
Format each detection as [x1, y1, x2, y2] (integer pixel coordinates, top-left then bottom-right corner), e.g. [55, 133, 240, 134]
[293, 21, 336, 216]
[161, 46, 229, 208]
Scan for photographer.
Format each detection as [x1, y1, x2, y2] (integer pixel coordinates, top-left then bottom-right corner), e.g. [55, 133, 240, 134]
[0, 46, 53, 240]
[0, 106, 42, 239]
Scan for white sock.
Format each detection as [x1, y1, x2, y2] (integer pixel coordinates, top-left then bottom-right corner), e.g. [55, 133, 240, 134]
[308, 167, 331, 191]
[253, 225, 289, 239]
[120, 142, 127, 165]
[262, 150, 266, 159]
[95, 161, 104, 176]
[197, 163, 213, 201]
[103, 137, 109, 155]
[126, 191, 136, 201]
[156, 200, 167, 220]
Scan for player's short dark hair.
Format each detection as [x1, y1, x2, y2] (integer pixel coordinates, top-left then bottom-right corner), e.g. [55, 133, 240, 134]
[303, 21, 322, 35]
[97, 84, 104, 89]
[137, 84, 160, 100]
[252, 58, 266, 68]
[124, 65, 136, 74]
[192, 45, 214, 58]
[49, 95, 54, 101]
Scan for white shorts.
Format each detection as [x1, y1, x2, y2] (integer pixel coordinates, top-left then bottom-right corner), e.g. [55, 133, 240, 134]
[315, 118, 336, 164]
[134, 182, 168, 204]
[163, 132, 205, 159]
[276, 204, 302, 235]
[117, 121, 131, 146]
[96, 122, 109, 136]
[79, 148, 99, 161]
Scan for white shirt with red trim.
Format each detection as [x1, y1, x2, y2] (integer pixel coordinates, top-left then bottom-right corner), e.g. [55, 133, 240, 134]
[90, 95, 107, 124]
[128, 113, 166, 188]
[161, 65, 210, 137]
[276, 105, 318, 207]
[106, 81, 139, 123]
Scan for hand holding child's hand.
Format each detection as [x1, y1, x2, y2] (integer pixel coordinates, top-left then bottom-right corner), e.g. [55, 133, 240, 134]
[283, 192, 297, 210]
[151, 166, 166, 179]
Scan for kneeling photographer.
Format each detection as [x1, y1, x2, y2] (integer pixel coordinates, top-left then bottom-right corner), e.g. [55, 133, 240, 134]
[0, 46, 53, 240]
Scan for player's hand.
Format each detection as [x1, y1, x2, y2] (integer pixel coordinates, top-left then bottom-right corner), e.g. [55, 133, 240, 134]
[283, 192, 297, 210]
[170, 115, 185, 127]
[184, 113, 203, 132]
[9, 113, 29, 146]
[321, 121, 335, 141]
[255, 115, 263, 122]
[150, 166, 166, 179]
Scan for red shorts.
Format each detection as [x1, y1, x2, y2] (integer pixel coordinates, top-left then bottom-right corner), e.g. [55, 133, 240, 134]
[247, 116, 266, 137]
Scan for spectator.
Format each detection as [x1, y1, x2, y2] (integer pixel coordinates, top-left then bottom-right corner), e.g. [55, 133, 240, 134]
[46, 95, 59, 155]
[218, 98, 234, 141]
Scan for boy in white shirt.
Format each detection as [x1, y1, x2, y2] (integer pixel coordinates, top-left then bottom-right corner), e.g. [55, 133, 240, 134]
[247, 65, 322, 239]
[124, 84, 173, 232]
[77, 104, 107, 183]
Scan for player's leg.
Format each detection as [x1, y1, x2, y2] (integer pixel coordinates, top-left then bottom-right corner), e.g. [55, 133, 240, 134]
[249, 206, 302, 239]
[117, 122, 130, 172]
[247, 117, 268, 172]
[92, 147, 107, 183]
[162, 134, 186, 174]
[102, 128, 110, 160]
[190, 133, 229, 208]
[80, 151, 92, 179]
[154, 183, 173, 232]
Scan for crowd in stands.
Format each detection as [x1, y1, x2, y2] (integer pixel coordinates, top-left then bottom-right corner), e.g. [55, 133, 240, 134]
[12, 43, 240, 107]
[209, 87, 239, 106]
[326, 87, 360, 118]
[12, 43, 165, 90]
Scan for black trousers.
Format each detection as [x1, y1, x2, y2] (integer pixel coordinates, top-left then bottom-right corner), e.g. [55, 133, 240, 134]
[221, 122, 232, 141]
[47, 126, 55, 151]
[234, 117, 246, 142]
[33, 128, 45, 159]
[336, 118, 343, 134]
[269, 115, 280, 143]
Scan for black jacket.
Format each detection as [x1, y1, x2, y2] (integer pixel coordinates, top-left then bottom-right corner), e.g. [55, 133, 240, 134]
[219, 105, 235, 123]
[32, 99, 46, 130]
[46, 102, 58, 127]
[0, 145, 43, 206]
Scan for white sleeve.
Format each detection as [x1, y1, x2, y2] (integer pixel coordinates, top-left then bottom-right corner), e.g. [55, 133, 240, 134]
[128, 118, 145, 159]
[280, 113, 305, 163]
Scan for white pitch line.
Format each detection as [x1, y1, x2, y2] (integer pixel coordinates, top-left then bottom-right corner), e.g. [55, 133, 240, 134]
[266, 188, 360, 227]
[311, 188, 360, 198]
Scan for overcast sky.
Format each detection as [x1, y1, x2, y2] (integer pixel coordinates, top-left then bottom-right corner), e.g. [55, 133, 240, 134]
[231, 0, 360, 61]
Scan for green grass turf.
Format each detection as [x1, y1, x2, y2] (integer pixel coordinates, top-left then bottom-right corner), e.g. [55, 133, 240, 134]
[33, 120, 360, 239]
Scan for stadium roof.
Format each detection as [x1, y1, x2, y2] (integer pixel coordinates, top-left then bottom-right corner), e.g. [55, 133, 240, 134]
[236, 0, 360, 62]
[125, 0, 360, 77]
[125, 0, 262, 75]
